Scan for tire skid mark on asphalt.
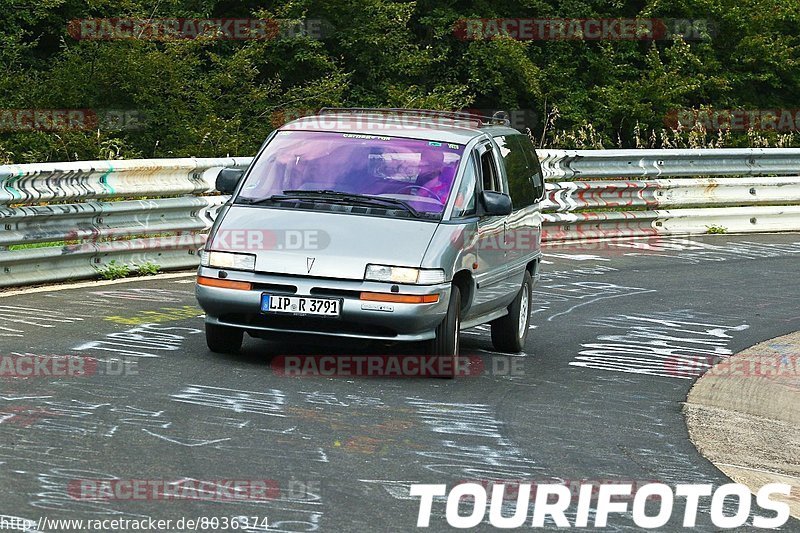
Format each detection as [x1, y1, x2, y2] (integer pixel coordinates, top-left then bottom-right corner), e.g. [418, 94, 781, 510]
[402, 397, 544, 483]
[72, 323, 202, 360]
[544, 236, 800, 266]
[608, 237, 800, 264]
[538, 264, 618, 281]
[462, 263, 623, 339]
[139, 429, 232, 448]
[153, 386, 443, 531]
[571, 310, 751, 379]
[0, 305, 85, 337]
[0, 437, 89, 471]
[2, 401, 171, 439]
[533, 281, 656, 323]
[169, 384, 287, 418]
[85, 288, 190, 304]
[161, 386, 409, 460]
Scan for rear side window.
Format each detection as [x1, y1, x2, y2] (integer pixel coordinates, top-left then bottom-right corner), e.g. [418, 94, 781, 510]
[495, 134, 543, 209]
[517, 135, 545, 201]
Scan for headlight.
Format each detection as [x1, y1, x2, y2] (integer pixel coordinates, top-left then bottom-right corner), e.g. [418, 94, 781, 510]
[201, 251, 256, 271]
[364, 264, 445, 285]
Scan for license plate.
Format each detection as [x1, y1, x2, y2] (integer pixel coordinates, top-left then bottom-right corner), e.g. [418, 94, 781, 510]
[261, 294, 341, 317]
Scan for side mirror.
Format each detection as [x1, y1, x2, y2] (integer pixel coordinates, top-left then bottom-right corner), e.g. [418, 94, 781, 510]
[216, 168, 244, 194]
[480, 191, 512, 216]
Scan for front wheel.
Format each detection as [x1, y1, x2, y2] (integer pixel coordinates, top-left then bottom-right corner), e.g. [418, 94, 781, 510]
[425, 286, 461, 378]
[490, 271, 533, 353]
[205, 323, 243, 354]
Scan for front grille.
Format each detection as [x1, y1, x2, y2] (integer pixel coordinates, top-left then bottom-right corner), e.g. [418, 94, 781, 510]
[251, 282, 298, 294]
[222, 313, 397, 338]
[309, 287, 361, 298]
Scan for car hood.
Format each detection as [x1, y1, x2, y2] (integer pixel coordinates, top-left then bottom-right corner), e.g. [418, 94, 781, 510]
[209, 206, 439, 280]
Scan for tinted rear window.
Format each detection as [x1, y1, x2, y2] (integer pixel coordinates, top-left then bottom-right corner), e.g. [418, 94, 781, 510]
[495, 134, 536, 209]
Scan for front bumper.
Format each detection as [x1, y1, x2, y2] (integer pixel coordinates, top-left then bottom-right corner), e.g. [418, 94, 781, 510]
[195, 267, 451, 342]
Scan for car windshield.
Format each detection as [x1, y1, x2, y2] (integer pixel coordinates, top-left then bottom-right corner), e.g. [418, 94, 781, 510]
[236, 131, 464, 216]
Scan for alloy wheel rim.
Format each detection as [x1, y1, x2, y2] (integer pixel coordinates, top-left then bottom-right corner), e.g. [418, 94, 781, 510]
[454, 313, 460, 356]
[518, 285, 529, 338]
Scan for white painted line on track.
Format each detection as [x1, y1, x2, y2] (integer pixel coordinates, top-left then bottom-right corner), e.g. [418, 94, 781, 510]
[0, 271, 197, 298]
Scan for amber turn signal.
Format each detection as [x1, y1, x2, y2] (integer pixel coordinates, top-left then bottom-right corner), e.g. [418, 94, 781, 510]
[197, 276, 252, 291]
[359, 292, 439, 304]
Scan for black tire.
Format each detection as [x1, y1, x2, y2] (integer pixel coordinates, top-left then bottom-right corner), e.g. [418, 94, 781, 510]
[205, 323, 243, 354]
[426, 286, 461, 378]
[490, 271, 533, 353]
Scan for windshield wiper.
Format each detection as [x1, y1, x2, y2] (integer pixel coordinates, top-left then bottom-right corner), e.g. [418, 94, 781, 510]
[237, 190, 431, 218]
[237, 192, 384, 210]
[236, 194, 300, 206]
[280, 190, 427, 218]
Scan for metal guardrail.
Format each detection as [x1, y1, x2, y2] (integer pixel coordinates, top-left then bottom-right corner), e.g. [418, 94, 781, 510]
[538, 148, 800, 179]
[539, 148, 800, 241]
[1, 148, 799, 287]
[0, 157, 248, 287]
[542, 177, 800, 212]
[0, 157, 251, 204]
[0, 197, 226, 246]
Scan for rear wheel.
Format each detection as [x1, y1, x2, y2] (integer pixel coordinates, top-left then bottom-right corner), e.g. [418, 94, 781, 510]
[490, 271, 533, 353]
[426, 286, 461, 378]
[205, 323, 243, 354]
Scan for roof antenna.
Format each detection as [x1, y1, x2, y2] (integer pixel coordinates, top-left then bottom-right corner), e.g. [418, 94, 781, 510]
[491, 111, 510, 126]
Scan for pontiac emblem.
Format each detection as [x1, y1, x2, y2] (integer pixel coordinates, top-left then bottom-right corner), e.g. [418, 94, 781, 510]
[306, 257, 315, 273]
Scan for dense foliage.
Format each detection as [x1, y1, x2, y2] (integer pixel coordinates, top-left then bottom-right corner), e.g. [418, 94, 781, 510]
[1, 0, 799, 163]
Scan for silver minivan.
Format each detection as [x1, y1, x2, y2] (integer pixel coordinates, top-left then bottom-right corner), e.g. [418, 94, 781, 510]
[196, 109, 545, 368]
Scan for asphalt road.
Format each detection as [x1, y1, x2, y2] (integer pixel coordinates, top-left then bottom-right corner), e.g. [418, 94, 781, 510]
[1, 233, 799, 532]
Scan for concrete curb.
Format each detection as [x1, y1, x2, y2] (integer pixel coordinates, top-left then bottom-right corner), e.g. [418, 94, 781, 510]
[684, 331, 800, 519]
